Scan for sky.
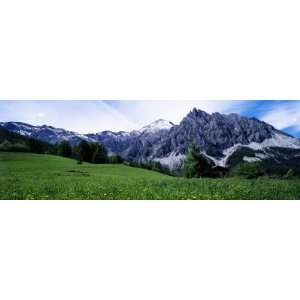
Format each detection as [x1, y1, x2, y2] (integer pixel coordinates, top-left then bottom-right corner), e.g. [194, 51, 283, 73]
[0, 100, 300, 137]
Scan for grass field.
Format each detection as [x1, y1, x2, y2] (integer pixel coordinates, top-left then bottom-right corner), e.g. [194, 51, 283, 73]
[0, 152, 300, 199]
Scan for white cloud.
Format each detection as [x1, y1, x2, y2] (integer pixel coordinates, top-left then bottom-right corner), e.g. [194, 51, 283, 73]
[2, 100, 300, 135]
[261, 102, 300, 131]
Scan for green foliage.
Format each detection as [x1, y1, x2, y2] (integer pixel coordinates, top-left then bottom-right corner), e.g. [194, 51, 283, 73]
[26, 139, 45, 154]
[49, 143, 59, 155]
[75, 141, 108, 164]
[151, 161, 163, 172]
[226, 146, 300, 177]
[0, 128, 110, 165]
[150, 161, 171, 175]
[0, 140, 30, 152]
[283, 169, 295, 179]
[231, 162, 263, 179]
[109, 155, 124, 164]
[184, 142, 211, 178]
[1, 152, 300, 200]
[76, 140, 93, 162]
[125, 159, 172, 176]
[57, 140, 72, 158]
[0, 126, 55, 154]
[92, 143, 108, 163]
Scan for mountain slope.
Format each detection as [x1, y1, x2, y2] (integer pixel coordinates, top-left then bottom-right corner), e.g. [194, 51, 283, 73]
[1, 109, 300, 173]
[0, 126, 55, 153]
[133, 109, 300, 170]
[0, 121, 91, 146]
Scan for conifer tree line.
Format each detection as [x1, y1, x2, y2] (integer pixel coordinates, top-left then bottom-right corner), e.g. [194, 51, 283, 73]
[56, 140, 123, 164]
[125, 159, 172, 176]
[0, 126, 55, 154]
[0, 124, 122, 164]
[0, 126, 298, 178]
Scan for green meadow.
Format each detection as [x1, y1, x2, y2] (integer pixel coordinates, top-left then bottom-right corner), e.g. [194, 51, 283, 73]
[0, 152, 299, 200]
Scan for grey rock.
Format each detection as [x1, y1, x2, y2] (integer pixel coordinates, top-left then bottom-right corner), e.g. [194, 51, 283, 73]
[1, 108, 299, 170]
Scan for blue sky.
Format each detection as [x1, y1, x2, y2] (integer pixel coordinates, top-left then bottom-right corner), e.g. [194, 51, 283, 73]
[0, 100, 300, 137]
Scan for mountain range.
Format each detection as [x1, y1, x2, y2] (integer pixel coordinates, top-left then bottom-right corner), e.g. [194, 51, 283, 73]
[1, 108, 300, 173]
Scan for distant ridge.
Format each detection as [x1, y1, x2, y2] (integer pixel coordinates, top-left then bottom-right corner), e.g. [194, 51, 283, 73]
[1, 108, 300, 173]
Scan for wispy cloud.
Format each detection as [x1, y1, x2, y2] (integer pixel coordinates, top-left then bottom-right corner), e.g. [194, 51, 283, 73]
[0, 100, 300, 137]
[0, 101, 141, 133]
[260, 101, 300, 132]
[97, 101, 138, 131]
[107, 100, 246, 128]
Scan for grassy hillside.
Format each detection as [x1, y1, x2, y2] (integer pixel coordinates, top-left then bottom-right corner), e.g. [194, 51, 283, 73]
[0, 152, 300, 199]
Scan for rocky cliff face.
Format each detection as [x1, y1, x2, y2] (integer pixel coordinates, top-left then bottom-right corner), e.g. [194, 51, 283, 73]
[1, 108, 300, 170]
[145, 109, 300, 169]
[166, 109, 277, 158]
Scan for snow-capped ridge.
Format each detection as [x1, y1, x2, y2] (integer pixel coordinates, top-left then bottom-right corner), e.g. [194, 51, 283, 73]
[153, 151, 185, 170]
[138, 119, 174, 133]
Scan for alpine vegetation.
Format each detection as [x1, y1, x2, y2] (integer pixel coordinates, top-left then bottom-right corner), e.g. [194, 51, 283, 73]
[1, 105, 300, 200]
[2, 108, 300, 178]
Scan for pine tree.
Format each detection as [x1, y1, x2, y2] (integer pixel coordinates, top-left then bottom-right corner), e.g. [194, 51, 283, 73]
[233, 162, 263, 179]
[109, 154, 123, 164]
[92, 143, 108, 163]
[184, 142, 211, 178]
[152, 161, 163, 172]
[58, 140, 72, 158]
[89, 142, 97, 162]
[76, 140, 92, 162]
[27, 138, 45, 154]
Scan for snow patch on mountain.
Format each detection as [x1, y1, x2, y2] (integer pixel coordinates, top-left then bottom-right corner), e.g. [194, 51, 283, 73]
[202, 152, 219, 165]
[154, 152, 185, 170]
[249, 132, 300, 150]
[243, 156, 261, 162]
[212, 132, 300, 167]
[255, 153, 268, 159]
[138, 119, 174, 134]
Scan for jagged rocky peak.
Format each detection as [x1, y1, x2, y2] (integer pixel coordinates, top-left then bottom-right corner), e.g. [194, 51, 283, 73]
[2, 108, 300, 172]
[188, 108, 210, 118]
[138, 119, 174, 134]
[182, 108, 202, 121]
